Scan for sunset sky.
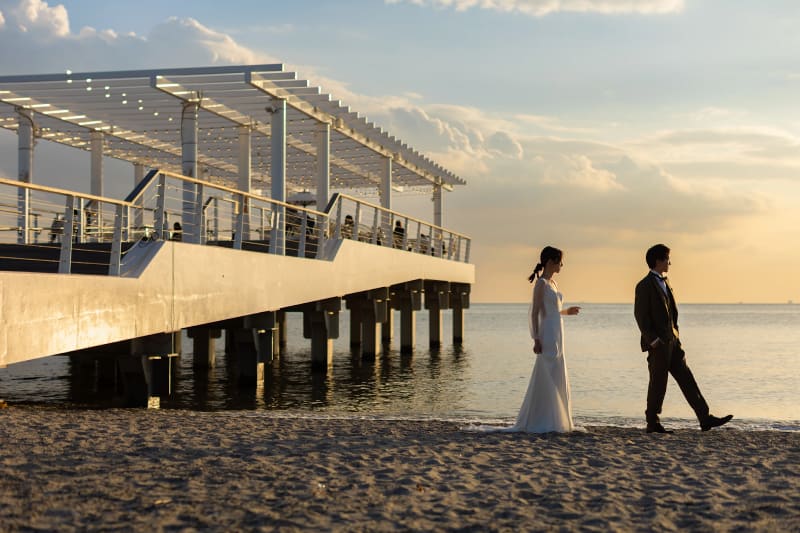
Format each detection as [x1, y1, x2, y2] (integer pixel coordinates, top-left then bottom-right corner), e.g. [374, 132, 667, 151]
[1, 0, 799, 303]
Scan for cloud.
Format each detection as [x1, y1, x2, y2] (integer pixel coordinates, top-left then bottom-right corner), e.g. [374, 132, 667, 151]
[385, 0, 684, 16]
[6, 0, 68, 37]
[0, 2, 272, 73]
[629, 127, 800, 177]
[0, 0, 779, 302]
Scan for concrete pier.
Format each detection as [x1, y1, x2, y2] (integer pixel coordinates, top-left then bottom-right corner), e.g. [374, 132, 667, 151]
[124, 332, 180, 408]
[392, 280, 423, 354]
[233, 312, 278, 386]
[346, 289, 389, 359]
[303, 298, 340, 371]
[348, 304, 363, 349]
[450, 283, 471, 345]
[425, 281, 451, 349]
[188, 326, 222, 369]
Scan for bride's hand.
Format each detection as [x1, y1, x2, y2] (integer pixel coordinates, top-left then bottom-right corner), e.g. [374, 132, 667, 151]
[566, 306, 581, 315]
[533, 339, 542, 354]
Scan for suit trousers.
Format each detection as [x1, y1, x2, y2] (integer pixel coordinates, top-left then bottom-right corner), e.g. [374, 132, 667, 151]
[646, 340, 710, 424]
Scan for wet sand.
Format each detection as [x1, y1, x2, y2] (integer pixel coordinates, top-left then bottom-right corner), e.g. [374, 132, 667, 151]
[1, 407, 798, 531]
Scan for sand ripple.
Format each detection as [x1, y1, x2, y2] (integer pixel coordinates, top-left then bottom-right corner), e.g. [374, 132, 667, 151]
[0, 408, 798, 531]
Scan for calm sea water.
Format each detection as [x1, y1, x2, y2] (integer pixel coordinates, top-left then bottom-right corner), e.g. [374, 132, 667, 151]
[2, 304, 798, 431]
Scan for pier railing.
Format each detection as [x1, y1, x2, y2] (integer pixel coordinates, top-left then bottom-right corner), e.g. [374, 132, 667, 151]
[329, 194, 471, 262]
[0, 170, 471, 274]
[0, 176, 133, 274]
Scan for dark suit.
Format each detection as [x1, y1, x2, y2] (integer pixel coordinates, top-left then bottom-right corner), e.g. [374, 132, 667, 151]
[634, 272, 710, 425]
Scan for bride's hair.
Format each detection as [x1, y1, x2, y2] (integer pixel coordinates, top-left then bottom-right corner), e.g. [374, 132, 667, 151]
[528, 246, 563, 283]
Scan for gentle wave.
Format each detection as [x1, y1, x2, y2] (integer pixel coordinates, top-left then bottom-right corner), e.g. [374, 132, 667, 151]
[213, 410, 800, 432]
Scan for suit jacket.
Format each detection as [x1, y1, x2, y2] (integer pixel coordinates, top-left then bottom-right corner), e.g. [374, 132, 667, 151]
[634, 273, 680, 352]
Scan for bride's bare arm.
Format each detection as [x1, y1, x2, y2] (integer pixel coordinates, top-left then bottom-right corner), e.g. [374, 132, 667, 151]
[561, 306, 581, 316]
[531, 281, 546, 337]
[531, 281, 545, 353]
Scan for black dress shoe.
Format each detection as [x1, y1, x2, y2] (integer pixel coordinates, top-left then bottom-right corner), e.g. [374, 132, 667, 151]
[701, 414, 733, 431]
[646, 423, 674, 434]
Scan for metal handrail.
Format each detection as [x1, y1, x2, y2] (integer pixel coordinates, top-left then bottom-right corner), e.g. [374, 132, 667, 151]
[0, 176, 133, 207]
[1, 169, 472, 274]
[336, 193, 469, 240]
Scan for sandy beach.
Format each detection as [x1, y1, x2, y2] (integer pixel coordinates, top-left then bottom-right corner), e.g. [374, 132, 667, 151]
[0, 407, 798, 531]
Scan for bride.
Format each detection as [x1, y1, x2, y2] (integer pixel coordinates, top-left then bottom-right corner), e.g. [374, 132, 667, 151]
[511, 246, 581, 433]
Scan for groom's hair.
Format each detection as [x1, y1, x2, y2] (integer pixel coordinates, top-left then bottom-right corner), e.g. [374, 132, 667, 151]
[646, 244, 670, 268]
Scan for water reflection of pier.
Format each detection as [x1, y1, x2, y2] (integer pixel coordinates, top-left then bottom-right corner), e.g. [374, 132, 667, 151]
[60, 316, 470, 412]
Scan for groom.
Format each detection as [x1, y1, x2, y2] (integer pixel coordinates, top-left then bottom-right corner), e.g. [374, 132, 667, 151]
[634, 244, 733, 434]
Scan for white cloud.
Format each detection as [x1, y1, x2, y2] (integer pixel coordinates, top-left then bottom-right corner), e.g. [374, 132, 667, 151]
[0, 0, 775, 283]
[0, 2, 272, 73]
[385, 0, 684, 16]
[0, 10, 5, 29]
[6, 0, 68, 36]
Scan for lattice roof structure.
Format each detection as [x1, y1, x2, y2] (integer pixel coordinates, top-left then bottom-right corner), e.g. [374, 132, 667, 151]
[0, 64, 464, 195]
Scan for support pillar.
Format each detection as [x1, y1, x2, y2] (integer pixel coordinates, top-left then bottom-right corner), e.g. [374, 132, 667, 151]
[425, 281, 451, 349]
[123, 332, 180, 408]
[235, 312, 277, 386]
[188, 326, 222, 369]
[348, 305, 363, 348]
[393, 280, 423, 354]
[382, 308, 393, 346]
[181, 100, 199, 243]
[451, 283, 471, 344]
[345, 289, 388, 359]
[303, 298, 340, 371]
[277, 310, 287, 352]
[17, 108, 33, 244]
[270, 98, 287, 255]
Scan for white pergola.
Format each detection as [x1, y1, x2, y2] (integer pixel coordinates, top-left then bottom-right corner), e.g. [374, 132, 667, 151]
[0, 64, 464, 221]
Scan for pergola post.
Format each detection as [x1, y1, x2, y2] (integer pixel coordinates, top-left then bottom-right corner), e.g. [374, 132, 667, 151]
[17, 108, 33, 244]
[433, 182, 443, 257]
[133, 163, 145, 185]
[380, 156, 392, 247]
[316, 122, 330, 245]
[133, 163, 145, 233]
[90, 130, 104, 197]
[181, 100, 199, 243]
[238, 125, 252, 241]
[270, 98, 287, 255]
[315, 122, 330, 212]
[89, 131, 104, 242]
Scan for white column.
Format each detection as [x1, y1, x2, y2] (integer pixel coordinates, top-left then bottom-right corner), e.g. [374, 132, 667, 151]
[90, 130, 104, 197]
[134, 163, 145, 185]
[270, 99, 287, 255]
[238, 125, 252, 240]
[380, 156, 392, 247]
[133, 163, 145, 234]
[17, 108, 33, 244]
[315, 122, 330, 213]
[181, 101, 199, 243]
[433, 183, 443, 257]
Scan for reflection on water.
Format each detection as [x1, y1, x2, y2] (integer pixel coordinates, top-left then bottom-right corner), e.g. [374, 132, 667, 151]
[1, 304, 799, 431]
[0, 312, 471, 416]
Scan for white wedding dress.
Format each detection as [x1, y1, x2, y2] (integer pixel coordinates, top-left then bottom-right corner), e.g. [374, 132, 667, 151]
[510, 277, 575, 433]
